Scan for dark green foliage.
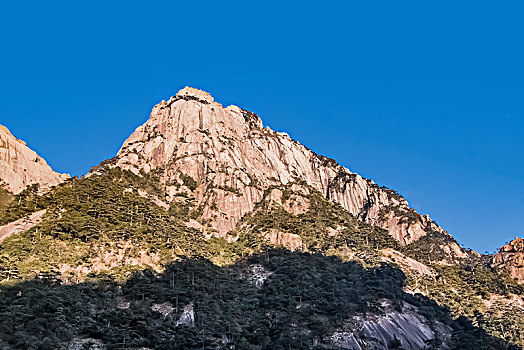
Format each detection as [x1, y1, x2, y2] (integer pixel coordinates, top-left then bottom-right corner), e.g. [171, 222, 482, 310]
[0, 251, 516, 350]
[401, 229, 524, 346]
[0, 171, 523, 348]
[218, 185, 241, 196]
[402, 230, 458, 264]
[456, 256, 524, 297]
[179, 172, 197, 191]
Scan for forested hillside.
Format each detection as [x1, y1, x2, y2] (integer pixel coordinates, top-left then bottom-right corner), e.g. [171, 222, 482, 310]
[0, 169, 522, 349]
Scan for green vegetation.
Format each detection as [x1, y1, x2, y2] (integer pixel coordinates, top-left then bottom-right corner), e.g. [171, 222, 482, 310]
[240, 187, 400, 263]
[179, 172, 197, 191]
[0, 251, 516, 350]
[0, 170, 522, 349]
[401, 238, 524, 345]
[0, 184, 40, 225]
[0, 169, 208, 282]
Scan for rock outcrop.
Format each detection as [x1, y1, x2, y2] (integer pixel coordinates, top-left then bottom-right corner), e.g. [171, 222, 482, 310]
[0, 210, 46, 243]
[381, 248, 435, 276]
[492, 237, 524, 284]
[330, 305, 452, 349]
[0, 124, 68, 194]
[176, 303, 195, 327]
[107, 87, 456, 247]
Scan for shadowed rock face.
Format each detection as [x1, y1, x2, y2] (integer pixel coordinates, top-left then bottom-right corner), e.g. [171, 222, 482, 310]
[493, 237, 524, 284]
[330, 308, 452, 350]
[0, 125, 68, 194]
[110, 87, 455, 247]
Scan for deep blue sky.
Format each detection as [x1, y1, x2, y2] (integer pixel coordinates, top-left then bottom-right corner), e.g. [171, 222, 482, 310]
[1, 1, 522, 253]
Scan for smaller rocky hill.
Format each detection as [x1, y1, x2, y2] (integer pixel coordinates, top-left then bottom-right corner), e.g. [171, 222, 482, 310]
[493, 237, 524, 284]
[0, 124, 68, 194]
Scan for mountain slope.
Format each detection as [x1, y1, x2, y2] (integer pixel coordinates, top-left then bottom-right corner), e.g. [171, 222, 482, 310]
[0, 89, 523, 349]
[0, 124, 68, 195]
[108, 87, 459, 252]
[1, 168, 522, 349]
[0, 251, 516, 350]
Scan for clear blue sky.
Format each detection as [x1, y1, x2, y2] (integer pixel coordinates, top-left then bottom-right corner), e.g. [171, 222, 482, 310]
[1, 1, 522, 253]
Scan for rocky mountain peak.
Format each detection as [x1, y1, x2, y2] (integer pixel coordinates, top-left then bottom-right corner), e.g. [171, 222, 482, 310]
[175, 86, 215, 104]
[0, 125, 14, 138]
[0, 124, 69, 194]
[107, 87, 464, 256]
[492, 237, 524, 284]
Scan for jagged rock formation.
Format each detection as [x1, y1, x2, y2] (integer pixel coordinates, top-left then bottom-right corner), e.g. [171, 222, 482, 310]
[0, 125, 68, 194]
[109, 87, 455, 247]
[493, 237, 524, 284]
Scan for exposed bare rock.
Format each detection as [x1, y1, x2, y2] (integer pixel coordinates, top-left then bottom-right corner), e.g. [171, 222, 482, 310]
[152, 302, 174, 317]
[329, 302, 452, 349]
[176, 303, 195, 327]
[67, 338, 105, 350]
[381, 248, 435, 276]
[441, 241, 468, 259]
[109, 87, 459, 248]
[136, 188, 169, 209]
[264, 229, 303, 251]
[282, 195, 310, 215]
[265, 187, 310, 215]
[123, 187, 170, 209]
[492, 237, 524, 284]
[186, 219, 205, 231]
[0, 124, 68, 194]
[328, 225, 345, 236]
[283, 185, 311, 215]
[245, 264, 273, 288]
[0, 210, 46, 243]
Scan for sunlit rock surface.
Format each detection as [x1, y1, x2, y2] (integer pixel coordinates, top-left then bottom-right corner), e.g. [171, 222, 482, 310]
[109, 87, 458, 250]
[0, 124, 68, 194]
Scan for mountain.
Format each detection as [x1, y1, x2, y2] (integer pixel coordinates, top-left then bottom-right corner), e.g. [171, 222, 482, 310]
[0, 124, 68, 195]
[0, 88, 523, 349]
[103, 87, 463, 255]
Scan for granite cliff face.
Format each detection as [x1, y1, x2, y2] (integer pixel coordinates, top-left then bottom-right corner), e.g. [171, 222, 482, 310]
[0, 125, 68, 194]
[493, 237, 524, 284]
[109, 87, 456, 248]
